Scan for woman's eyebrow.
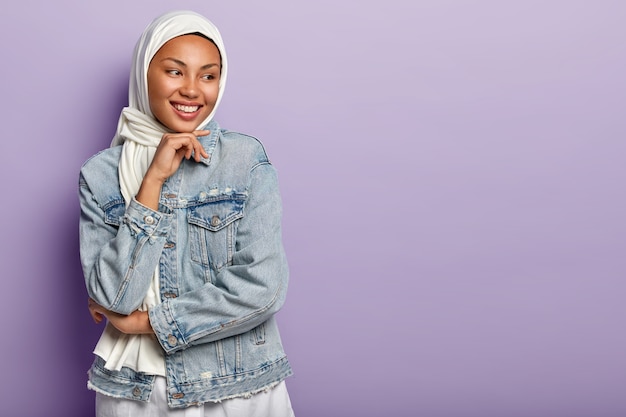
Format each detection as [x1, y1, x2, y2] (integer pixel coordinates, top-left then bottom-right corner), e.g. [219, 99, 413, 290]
[161, 57, 187, 67]
[160, 57, 219, 70]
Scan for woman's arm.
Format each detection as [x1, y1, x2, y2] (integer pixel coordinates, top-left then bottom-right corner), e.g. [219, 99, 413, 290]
[88, 297, 153, 334]
[79, 169, 173, 315]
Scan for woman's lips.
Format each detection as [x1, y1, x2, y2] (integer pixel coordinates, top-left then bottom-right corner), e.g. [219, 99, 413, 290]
[172, 103, 202, 120]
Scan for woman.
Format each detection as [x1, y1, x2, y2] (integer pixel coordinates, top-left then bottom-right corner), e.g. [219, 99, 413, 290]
[79, 10, 294, 416]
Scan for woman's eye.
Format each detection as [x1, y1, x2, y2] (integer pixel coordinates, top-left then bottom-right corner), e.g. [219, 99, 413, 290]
[202, 74, 215, 80]
[167, 69, 182, 76]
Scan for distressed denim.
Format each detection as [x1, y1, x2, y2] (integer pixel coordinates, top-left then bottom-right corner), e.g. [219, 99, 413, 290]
[79, 120, 292, 408]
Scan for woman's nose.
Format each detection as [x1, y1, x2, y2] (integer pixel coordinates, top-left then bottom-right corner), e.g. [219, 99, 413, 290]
[180, 78, 199, 97]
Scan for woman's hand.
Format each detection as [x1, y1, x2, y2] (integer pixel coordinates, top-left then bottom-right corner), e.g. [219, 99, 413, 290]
[88, 298, 154, 335]
[136, 130, 210, 209]
[147, 130, 210, 182]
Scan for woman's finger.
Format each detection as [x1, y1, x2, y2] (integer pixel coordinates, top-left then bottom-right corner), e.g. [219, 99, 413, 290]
[191, 133, 209, 159]
[193, 130, 210, 137]
[88, 298, 105, 324]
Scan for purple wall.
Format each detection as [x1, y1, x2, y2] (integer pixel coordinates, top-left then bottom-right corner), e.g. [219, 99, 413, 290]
[1, 1, 625, 416]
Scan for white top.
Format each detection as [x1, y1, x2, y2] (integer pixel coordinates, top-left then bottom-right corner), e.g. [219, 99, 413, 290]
[94, 322, 166, 375]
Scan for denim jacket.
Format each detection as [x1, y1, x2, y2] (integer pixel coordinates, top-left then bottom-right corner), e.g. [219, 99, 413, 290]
[79, 120, 292, 408]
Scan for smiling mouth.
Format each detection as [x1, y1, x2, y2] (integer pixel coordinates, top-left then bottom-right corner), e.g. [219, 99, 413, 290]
[173, 103, 201, 113]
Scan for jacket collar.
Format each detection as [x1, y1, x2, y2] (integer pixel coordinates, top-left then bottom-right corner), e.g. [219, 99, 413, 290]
[197, 119, 220, 166]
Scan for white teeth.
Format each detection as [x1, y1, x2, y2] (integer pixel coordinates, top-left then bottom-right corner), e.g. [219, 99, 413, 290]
[174, 104, 199, 113]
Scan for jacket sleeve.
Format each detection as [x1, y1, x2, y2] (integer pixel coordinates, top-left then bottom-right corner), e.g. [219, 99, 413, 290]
[79, 170, 173, 315]
[148, 161, 289, 354]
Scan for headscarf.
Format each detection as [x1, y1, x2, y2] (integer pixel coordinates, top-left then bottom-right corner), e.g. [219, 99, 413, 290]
[112, 9, 228, 204]
[95, 11, 227, 374]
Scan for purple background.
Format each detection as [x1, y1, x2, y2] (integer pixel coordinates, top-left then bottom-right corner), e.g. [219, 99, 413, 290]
[1, 1, 625, 416]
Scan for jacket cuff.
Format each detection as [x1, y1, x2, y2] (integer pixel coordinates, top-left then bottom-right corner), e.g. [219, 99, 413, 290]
[125, 199, 173, 240]
[149, 300, 187, 354]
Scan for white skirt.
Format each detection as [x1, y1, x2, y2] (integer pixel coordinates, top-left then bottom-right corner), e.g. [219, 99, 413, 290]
[96, 377, 295, 417]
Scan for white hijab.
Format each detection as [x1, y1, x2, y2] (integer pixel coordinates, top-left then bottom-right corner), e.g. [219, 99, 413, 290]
[96, 11, 227, 374]
[112, 10, 228, 204]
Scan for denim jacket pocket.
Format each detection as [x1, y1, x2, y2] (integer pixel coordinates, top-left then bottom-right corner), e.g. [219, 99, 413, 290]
[187, 195, 246, 271]
[102, 199, 126, 227]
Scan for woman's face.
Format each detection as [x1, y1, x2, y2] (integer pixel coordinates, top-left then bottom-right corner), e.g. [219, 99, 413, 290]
[147, 34, 221, 132]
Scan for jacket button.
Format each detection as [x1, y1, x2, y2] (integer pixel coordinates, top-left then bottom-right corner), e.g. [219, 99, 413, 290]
[168, 334, 178, 346]
[172, 393, 185, 399]
[211, 216, 220, 227]
[144, 215, 155, 225]
[132, 387, 141, 397]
